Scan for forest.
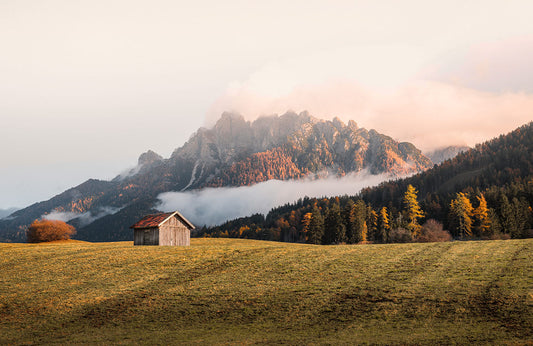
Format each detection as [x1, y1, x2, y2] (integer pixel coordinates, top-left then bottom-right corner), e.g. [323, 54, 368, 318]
[196, 122, 533, 244]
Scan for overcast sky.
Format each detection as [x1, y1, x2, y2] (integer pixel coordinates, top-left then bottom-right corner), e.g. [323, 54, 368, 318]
[1, 0, 533, 209]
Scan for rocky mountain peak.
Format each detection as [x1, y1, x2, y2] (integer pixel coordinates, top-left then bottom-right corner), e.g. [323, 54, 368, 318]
[138, 150, 163, 166]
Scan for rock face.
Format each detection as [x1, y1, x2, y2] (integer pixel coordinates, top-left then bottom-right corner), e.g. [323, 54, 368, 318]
[0, 111, 433, 242]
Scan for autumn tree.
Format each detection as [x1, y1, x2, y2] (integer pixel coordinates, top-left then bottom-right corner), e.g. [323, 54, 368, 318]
[449, 192, 474, 238]
[27, 219, 76, 243]
[403, 184, 424, 238]
[473, 194, 490, 236]
[352, 200, 368, 243]
[301, 212, 313, 242]
[376, 207, 390, 243]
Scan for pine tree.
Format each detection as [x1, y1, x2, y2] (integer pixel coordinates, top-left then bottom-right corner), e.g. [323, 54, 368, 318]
[473, 194, 491, 236]
[499, 194, 516, 237]
[403, 184, 424, 238]
[366, 206, 378, 242]
[343, 200, 356, 243]
[488, 208, 501, 236]
[307, 206, 324, 245]
[324, 203, 346, 244]
[449, 192, 474, 239]
[512, 197, 530, 238]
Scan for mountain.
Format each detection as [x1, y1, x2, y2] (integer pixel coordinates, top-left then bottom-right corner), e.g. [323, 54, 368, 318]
[199, 122, 533, 242]
[425, 145, 470, 164]
[0, 111, 432, 242]
[0, 208, 18, 220]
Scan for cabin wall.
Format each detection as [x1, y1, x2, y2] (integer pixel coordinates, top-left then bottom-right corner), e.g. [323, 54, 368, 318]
[159, 216, 191, 246]
[133, 228, 159, 245]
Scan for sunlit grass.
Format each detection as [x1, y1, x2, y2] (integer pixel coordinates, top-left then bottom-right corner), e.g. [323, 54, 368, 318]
[0, 238, 532, 344]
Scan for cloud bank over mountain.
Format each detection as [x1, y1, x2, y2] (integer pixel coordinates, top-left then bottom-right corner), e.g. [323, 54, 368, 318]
[207, 40, 533, 152]
[157, 171, 389, 226]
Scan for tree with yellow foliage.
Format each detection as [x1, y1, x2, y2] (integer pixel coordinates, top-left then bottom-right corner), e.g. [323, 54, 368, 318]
[473, 194, 491, 236]
[449, 192, 474, 238]
[376, 206, 390, 243]
[403, 184, 424, 238]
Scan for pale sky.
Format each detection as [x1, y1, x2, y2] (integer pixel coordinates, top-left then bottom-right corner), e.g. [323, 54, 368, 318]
[1, 0, 533, 209]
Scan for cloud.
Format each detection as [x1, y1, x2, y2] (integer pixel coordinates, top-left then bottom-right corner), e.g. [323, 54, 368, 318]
[156, 171, 390, 226]
[206, 40, 533, 152]
[42, 206, 123, 227]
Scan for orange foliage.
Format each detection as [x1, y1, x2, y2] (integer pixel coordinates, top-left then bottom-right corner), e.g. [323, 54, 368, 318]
[208, 148, 306, 187]
[26, 219, 76, 243]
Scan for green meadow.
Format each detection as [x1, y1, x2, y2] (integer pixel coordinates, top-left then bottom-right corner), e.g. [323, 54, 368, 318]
[0, 238, 532, 345]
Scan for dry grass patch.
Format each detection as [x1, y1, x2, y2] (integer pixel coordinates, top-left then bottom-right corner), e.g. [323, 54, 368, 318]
[0, 238, 531, 344]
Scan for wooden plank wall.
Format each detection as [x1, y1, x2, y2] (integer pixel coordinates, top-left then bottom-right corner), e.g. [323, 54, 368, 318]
[133, 228, 159, 245]
[159, 215, 191, 246]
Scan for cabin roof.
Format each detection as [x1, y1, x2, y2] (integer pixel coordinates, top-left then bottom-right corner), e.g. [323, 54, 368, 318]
[130, 211, 195, 229]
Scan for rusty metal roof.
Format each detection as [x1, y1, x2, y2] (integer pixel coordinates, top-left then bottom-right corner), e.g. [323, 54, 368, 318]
[130, 211, 195, 229]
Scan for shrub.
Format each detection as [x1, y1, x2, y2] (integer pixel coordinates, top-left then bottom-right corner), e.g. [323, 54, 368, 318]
[26, 219, 76, 243]
[388, 228, 413, 243]
[489, 232, 511, 240]
[417, 219, 452, 242]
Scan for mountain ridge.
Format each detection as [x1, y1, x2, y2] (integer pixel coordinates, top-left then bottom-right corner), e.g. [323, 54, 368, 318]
[0, 111, 433, 242]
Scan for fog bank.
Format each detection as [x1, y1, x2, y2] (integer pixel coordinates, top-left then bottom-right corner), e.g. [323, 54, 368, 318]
[156, 171, 389, 226]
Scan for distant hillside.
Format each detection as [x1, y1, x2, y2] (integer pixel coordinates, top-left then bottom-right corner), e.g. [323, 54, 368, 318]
[0, 208, 18, 220]
[199, 122, 533, 242]
[425, 145, 470, 164]
[0, 111, 432, 242]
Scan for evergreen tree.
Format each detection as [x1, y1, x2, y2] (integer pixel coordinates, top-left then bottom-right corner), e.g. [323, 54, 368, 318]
[512, 197, 530, 238]
[323, 203, 346, 244]
[366, 206, 378, 242]
[307, 206, 324, 244]
[343, 200, 356, 244]
[403, 184, 424, 238]
[353, 200, 367, 243]
[499, 194, 516, 237]
[473, 194, 491, 236]
[488, 208, 501, 237]
[449, 192, 474, 238]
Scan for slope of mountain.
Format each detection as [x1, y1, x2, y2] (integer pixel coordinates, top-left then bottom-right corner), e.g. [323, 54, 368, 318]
[199, 122, 533, 241]
[0, 208, 18, 220]
[425, 145, 470, 164]
[0, 111, 432, 242]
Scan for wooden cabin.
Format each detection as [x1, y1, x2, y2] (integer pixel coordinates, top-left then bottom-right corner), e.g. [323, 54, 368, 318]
[130, 211, 195, 246]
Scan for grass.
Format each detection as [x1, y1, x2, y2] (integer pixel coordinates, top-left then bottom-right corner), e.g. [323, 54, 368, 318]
[0, 238, 532, 345]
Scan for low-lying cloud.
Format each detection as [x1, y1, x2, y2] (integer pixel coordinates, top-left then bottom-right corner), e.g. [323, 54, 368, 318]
[156, 171, 390, 226]
[42, 206, 123, 227]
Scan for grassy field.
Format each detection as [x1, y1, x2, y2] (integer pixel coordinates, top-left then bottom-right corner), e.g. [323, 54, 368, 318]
[0, 238, 532, 345]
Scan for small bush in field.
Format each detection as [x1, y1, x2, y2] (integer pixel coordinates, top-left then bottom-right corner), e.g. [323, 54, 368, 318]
[26, 219, 76, 243]
[417, 219, 452, 243]
[389, 228, 412, 243]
